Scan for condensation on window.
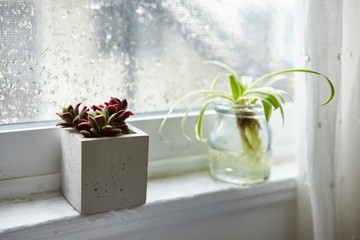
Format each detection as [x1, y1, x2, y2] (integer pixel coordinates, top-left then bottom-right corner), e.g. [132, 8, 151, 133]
[0, 0, 295, 124]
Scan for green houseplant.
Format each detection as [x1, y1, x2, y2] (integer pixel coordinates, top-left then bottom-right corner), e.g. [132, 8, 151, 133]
[57, 97, 149, 214]
[160, 61, 335, 186]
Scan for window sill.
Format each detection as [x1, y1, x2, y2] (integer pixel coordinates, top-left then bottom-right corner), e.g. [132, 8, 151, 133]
[0, 160, 297, 240]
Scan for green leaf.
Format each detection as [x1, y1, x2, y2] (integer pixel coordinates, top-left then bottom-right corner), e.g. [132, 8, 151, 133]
[250, 69, 335, 106]
[88, 111, 96, 117]
[262, 100, 272, 122]
[158, 89, 234, 142]
[276, 89, 294, 102]
[243, 90, 281, 109]
[89, 116, 100, 133]
[90, 127, 99, 137]
[102, 106, 110, 119]
[243, 89, 286, 122]
[210, 71, 227, 90]
[229, 75, 240, 100]
[180, 95, 232, 142]
[195, 100, 214, 142]
[94, 115, 106, 128]
[206, 61, 246, 97]
[108, 111, 121, 124]
[180, 97, 208, 142]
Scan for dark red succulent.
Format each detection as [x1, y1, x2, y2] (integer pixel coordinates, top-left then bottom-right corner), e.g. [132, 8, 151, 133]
[56, 103, 88, 128]
[56, 98, 133, 138]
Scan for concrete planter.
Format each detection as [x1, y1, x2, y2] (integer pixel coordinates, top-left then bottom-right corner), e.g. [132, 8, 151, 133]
[60, 124, 149, 214]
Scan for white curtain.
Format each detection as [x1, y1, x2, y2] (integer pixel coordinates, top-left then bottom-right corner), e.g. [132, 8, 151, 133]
[297, 0, 360, 239]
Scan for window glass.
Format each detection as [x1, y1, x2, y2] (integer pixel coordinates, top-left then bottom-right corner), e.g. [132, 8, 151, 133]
[0, 0, 295, 124]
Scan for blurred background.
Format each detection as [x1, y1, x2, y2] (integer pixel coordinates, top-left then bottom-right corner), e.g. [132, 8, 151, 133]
[0, 0, 295, 124]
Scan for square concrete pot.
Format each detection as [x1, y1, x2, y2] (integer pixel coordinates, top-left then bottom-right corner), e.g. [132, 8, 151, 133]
[60, 124, 149, 214]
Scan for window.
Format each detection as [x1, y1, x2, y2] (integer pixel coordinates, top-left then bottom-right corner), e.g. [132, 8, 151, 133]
[0, 0, 297, 204]
[0, 0, 295, 125]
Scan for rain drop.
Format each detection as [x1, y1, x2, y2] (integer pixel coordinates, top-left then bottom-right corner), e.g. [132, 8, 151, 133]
[136, 7, 145, 16]
[90, 3, 101, 10]
[304, 55, 310, 63]
[62, 11, 68, 20]
[34, 89, 42, 96]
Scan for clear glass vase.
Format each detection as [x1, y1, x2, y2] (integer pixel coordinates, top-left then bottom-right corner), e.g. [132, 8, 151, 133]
[208, 103, 272, 186]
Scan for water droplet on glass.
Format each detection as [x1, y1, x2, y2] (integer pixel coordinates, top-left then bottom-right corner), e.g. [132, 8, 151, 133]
[72, 32, 79, 39]
[106, 34, 112, 40]
[346, 51, 352, 58]
[26, 21, 32, 29]
[304, 181, 309, 187]
[90, 59, 95, 64]
[337, 53, 342, 60]
[136, 7, 145, 15]
[90, 3, 101, 10]
[62, 11, 68, 20]
[304, 55, 310, 63]
[124, 60, 130, 65]
[34, 89, 42, 95]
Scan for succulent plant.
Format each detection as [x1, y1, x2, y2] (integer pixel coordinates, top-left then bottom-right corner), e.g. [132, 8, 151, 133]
[57, 97, 133, 138]
[56, 103, 88, 128]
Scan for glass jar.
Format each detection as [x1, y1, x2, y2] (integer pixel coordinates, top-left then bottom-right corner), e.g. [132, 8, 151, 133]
[208, 103, 272, 186]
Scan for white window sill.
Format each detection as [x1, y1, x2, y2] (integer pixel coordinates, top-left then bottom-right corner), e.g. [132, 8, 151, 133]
[0, 158, 297, 240]
[0, 107, 297, 239]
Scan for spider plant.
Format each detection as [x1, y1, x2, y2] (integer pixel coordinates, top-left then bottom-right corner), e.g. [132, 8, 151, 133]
[159, 61, 335, 152]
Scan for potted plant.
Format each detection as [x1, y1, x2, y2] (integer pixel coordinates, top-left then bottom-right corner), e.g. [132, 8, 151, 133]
[160, 61, 335, 186]
[57, 97, 149, 214]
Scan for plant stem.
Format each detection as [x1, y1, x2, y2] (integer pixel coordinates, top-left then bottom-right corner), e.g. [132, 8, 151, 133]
[236, 112, 263, 163]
